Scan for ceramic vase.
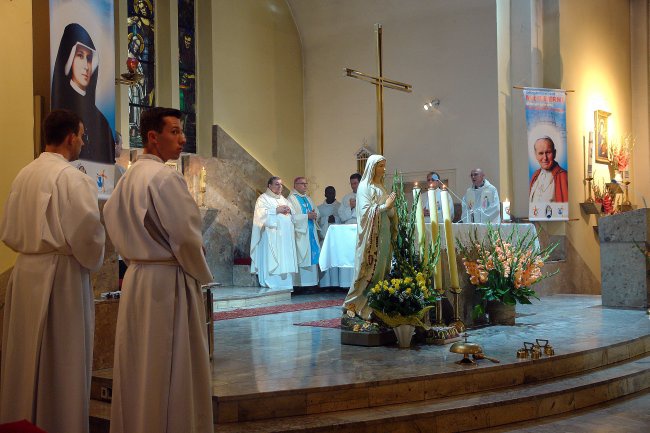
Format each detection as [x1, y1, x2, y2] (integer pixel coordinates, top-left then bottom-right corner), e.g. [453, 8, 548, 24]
[393, 324, 415, 348]
[486, 300, 516, 325]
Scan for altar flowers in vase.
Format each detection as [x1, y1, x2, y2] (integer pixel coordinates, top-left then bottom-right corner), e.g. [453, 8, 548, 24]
[457, 224, 558, 323]
[364, 174, 442, 328]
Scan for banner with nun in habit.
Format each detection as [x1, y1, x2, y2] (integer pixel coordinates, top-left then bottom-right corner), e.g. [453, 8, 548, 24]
[50, 0, 116, 197]
[523, 88, 569, 221]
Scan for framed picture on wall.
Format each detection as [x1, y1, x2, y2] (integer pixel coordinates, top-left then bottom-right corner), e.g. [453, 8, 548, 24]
[594, 110, 611, 163]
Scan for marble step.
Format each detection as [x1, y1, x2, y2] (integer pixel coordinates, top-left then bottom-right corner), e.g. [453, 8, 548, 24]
[214, 334, 650, 423]
[212, 353, 650, 433]
[212, 286, 292, 311]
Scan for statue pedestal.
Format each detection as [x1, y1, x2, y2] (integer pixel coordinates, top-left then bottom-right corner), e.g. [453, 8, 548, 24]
[599, 209, 649, 309]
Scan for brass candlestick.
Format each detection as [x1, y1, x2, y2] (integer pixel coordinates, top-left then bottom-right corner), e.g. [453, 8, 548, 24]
[434, 298, 444, 326]
[199, 166, 207, 208]
[585, 177, 594, 202]
[622, 181, 631, 205]
[449, 286, 465, 333]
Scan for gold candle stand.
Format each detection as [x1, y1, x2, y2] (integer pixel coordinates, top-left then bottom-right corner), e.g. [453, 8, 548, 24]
[449, 286, 466, 333]
[585, 177, 594, 202]
[622, 181, 631, 205]
[434, 298, 444, 326]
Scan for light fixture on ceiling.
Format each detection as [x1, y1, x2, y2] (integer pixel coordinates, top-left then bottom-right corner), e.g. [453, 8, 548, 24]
[423, 98, 441, 111]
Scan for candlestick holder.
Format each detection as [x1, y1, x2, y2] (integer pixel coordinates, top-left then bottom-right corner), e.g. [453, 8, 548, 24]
[434, 298, 445, 326]
[448, 286, 466, 333]
[584, 177, 594, 202]
[622, 181, 631, 205]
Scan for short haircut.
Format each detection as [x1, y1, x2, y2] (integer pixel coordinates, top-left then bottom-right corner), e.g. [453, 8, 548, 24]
[140, 107, 182, 145]
[294, 176, 306, 184]
[535, 136, 556, 152]
[268, 176, 281, 187]
[44, 109, 82, 146]
[350, 173, 361, 182]
[325, 185, 336, 193]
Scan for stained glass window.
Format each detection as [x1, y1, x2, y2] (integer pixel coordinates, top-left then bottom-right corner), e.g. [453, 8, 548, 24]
[178, 0, 197, 153]
[127, 0, 155, 148]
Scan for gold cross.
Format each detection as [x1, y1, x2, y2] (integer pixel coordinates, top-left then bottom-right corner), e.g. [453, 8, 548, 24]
[345, 24, 412, 156]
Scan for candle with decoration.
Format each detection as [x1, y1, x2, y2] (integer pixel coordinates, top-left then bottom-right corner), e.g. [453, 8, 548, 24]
[502, 198, 511, 222]
[413, 183, 426, 260]
[428, 184, 443, 291]
[587, 132, 594, 178]
[440, 189, 459, 289]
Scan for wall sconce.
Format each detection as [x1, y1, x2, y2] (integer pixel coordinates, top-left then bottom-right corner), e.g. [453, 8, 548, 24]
[115, 57, 143, 86]
[423, 98, 441, 111]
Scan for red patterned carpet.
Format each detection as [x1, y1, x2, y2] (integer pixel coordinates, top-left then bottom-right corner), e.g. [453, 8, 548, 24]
[214, 298, 344, 321]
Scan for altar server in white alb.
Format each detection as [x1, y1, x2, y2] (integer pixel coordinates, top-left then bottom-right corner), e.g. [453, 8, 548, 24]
[250, 176, 299, 290]
[461, 168, 501, 224]
[288, 176, 321, 286]
[317, 185, 340, 240]
[338, 172, 361, 224]
[0, 109, 105, 433]
[104, 107, 213, 433]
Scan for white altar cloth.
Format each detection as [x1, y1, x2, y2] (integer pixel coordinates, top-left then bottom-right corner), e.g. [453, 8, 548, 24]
[319, 223, 539, 273]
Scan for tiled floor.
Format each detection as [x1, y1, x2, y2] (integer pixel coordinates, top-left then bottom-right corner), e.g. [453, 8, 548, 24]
[210, 293, 650, 397]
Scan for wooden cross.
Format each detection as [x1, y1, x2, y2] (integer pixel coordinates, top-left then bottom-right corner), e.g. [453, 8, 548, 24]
[345, 24, 412, 156]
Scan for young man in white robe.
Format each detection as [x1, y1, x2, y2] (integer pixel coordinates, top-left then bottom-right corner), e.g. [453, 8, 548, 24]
[103, 107, 213, 433]
[317, 185, 340, 240]
[338, 172, 361, 224]
[250, 176, 298, 290]
[461, 168, 501, 224]
[421, 171, 454, 223]
[0, 109, 105, 433]
[288, 177, 321, 287]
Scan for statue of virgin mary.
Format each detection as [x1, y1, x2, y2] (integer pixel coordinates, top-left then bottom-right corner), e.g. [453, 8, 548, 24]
[343, 155, 398, 319]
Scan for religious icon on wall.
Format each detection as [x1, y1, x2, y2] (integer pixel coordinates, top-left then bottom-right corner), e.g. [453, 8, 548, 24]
[594, 110, 611, 163]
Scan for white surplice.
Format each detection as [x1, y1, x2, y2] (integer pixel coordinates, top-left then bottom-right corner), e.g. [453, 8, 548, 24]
[338, 192, 357, 224]
[461, 179, 501, 224]
[103, 154, 213, 433]
[317, 200, 340, 239]
[288, 190, 320, 286]
[0, 152, 105, 433]
[250, 189, 298, 290]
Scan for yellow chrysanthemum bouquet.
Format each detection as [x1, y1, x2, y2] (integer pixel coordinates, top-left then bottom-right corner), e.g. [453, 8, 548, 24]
[457, 224, 557, 317]
[367, 272, 436, 327]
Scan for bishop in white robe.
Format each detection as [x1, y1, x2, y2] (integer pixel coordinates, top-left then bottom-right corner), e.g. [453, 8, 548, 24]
[250, 177, 298, 290]
[0, 110, 105, 433]
[103, 108, 213, 433]
[288, 177, 320, 287]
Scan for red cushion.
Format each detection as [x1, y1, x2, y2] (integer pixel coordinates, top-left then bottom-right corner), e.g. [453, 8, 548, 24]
[0, 420, 47, 433]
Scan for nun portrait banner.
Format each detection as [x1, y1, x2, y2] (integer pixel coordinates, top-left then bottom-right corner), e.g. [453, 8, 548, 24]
[50, 0, 116, 197]
[523, 88, 569, 221]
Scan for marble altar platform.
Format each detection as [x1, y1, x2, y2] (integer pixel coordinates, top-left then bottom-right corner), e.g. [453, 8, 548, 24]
[89, 293, 650, 432]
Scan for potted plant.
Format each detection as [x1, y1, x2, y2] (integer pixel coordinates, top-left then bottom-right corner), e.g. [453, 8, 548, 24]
[457, 225, 557, 325]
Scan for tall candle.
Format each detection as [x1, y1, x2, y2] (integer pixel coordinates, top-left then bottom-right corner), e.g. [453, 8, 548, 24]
[587, 132, 594, 178]
[582, 135, 586, 179]
[200, 166, 207, 190]
[502, 199, 511, 222]
[428, 186, 443, 291]
[440, 190, 460, 289]
[413, 184, 426, 260]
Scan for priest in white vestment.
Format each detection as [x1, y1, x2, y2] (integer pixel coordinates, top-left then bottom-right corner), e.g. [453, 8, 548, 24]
[338, 172, 361, 224]
[317, 186, 340, 240]
[0, 110, 105, 433]
[250, 176, 298, 290]
[344, 156, 397, 319]
[461, 168, 501, 224]
[104, 108, 213, 433]
[288, 177, 320, 287]
[421, 171, 454, 222]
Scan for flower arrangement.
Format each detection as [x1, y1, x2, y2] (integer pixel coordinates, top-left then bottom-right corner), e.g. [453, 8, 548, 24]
[367, 273, 435, 327]
[365, 174, 442, 328]
[457, 224, 557, 317]
[608, 134, 635, 172]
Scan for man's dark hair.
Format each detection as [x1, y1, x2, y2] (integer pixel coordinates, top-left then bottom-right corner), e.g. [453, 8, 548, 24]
[350, 173, 362, 182]
[268, 176, 281, 187]
[325, 185, 336, 194]
[140, 107, 183, 145]
[44, 109, 82, 146]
